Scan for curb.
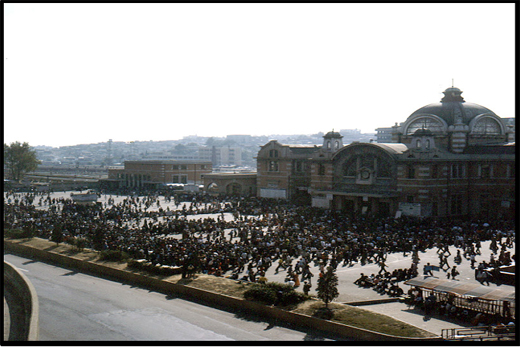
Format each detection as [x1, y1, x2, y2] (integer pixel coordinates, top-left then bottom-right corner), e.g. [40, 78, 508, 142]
[345, 298, 402, 306]
[4, 238, 442, 342]
[4, 261, 39, 341]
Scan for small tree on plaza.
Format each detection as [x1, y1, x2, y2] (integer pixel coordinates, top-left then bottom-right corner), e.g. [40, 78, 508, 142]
[4, 141, 40, 181]
[50, 223, 64, 245]
[317, 266, 339, 309]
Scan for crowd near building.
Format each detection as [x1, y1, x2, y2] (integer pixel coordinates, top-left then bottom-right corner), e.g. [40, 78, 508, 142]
[4, 86, 516, 332]
[22, 86, 516, 220]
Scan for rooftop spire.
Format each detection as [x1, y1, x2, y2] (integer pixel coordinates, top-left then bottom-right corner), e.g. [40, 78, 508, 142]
[441, 86, 465, 103]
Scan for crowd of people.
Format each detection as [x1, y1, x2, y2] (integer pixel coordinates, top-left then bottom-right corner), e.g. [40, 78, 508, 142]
[4, 189, 516, 299]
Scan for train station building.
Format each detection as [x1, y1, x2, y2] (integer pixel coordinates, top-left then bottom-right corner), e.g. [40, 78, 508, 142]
[256, 87, 515, 219]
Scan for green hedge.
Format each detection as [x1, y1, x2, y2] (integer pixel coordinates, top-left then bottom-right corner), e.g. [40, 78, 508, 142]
[4, 228, 33, 239]
[244, 282, 309, 306]
[99, 249, 130, 262]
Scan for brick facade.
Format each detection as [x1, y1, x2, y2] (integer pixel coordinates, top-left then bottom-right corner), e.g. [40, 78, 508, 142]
[106, 160, 212, 189]
[256, 87, 515, 218]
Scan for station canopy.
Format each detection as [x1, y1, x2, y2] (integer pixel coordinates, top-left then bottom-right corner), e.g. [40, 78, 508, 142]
[404, 277, 515, 303]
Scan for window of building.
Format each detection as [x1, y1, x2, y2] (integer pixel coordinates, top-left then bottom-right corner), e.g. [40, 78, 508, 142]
[407, 166, 415, 179]
[406, 116, 444, 135]
[473, 117, 501, 135]
[450, 195, 463, 215]
[344, 157, 357, 177]
[318, 164, 325, 176]
[180, 164, 187, 170]
[269, 149, 279, 158]
[508, 164, 515, 178]
[295, 161, 303, 172]
[376, 158, 391, 177]
[335, 141, 340, 150]
[480, 164, 491, 178]
[431, 164, 437, 178]
[451, 164, 465, 178]
[172, 175, 179, 183]
[327, 141, 331, 149]
[180, 175, 187, 184]
[432, 201, 438, 217]
[172, 165, 179, 170]
[416, 139, 422, 148]
[425, 139, 431, 150]
[269, 161, 279, 172]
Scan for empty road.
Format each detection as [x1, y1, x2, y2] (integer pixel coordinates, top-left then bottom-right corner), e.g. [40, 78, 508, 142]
[4, 253, 337, 341]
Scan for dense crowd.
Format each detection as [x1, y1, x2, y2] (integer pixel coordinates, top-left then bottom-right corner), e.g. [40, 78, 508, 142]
[4, 190, 515, 288]
[5, 188, 517, 332]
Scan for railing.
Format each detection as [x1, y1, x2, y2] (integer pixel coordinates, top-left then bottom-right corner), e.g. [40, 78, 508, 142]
[441, 325, 515, 341]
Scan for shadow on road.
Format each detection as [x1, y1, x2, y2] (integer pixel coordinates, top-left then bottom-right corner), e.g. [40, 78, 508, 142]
[61, 270, 79, 276]
[22, 260, 38, 265]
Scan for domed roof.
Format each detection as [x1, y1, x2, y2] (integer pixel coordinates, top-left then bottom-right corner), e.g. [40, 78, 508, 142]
[408, 87, 497, 126]
[323, 130, 343, 139]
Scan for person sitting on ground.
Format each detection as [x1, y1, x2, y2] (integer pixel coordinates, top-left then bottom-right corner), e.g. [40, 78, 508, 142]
[354, 273, 368, 286]
[388, 282, 404, 297]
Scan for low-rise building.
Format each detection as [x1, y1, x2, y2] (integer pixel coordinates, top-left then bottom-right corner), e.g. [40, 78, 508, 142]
[103, 160, 212, 190]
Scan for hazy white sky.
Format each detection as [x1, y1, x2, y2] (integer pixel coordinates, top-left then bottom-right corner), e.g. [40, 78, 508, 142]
[4, 3, 515, 147]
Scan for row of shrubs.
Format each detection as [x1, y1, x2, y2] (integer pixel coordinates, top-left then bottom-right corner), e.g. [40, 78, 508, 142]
[99, 249, 130, 262]
[5, 228, 34, 239]
[6, 230, 311, 308]
[244, 282, 309, 307]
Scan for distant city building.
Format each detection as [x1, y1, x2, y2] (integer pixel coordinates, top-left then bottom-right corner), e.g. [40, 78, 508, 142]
[375, 127, 394, 143]
[226, 134, 253, 144]
[198, 146, 242, 167]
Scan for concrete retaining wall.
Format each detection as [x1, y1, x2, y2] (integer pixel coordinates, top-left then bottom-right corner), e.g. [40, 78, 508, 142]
[5, 239, 442, 341]
[4, 261, 39, 341]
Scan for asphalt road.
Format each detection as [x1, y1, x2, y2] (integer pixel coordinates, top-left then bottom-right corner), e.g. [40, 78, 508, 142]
[4, 253, 337, 342]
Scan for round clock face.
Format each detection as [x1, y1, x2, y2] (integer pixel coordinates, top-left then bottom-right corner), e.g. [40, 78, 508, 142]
[361, 169, 370, 179]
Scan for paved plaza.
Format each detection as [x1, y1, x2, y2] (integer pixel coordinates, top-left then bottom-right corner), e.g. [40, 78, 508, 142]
[5, 190, 515, 336]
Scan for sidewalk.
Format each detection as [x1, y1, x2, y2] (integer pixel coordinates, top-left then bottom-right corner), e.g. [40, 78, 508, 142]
[259, 240, 514, 336]
[4, 297, 10, 341]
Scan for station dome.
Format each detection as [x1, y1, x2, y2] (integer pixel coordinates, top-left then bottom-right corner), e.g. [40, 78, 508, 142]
[408, 87, 497, 126]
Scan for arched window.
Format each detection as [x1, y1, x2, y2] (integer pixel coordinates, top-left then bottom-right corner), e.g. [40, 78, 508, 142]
[335, 141, 340, 149]
[425, 139, 430, 149]
[343, 157, 357, 177]
[406, 117, 444, 135]
[376, 158, 391, 177]
[327, 141, 331, 149]
[416, 139, 422, 148]
[473, 117, 501, 135]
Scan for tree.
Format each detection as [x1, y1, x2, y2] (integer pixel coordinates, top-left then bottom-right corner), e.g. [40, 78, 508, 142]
[50, 223, 64, 245]
[317, 266, 339, 308]
[4, 142, 40, 181]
